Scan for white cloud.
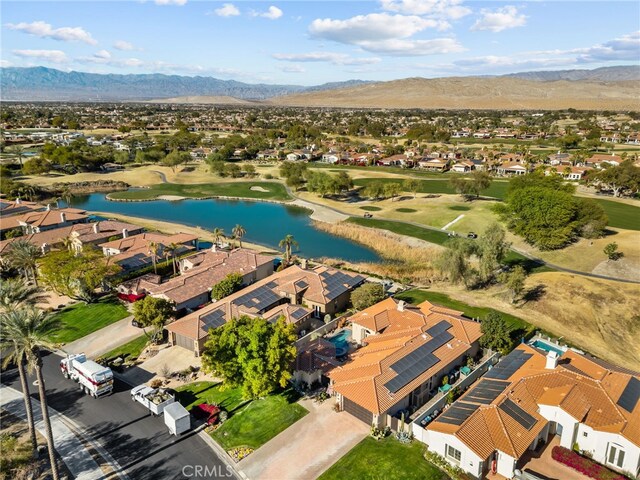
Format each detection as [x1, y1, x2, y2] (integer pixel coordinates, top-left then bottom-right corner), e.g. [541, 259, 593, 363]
[576, 31, 640, 62]
[155, 0, 187, 5]
[113, 40, 136, 51]
[6, 21, 97, 45]
[471, 6, 527, 33]
[359, 38, 465, 56]
[13, 49, 68, 64]
[212, 3, 240, 17]
[0, 60, 13, 67]
[94, 49, 111, 60]
[280, 65, 305, 73]
[380, 0, 471, 20]
[310, 14, 448, 45]
[273, 52, 381, 65]
[251, 6, 283, 20]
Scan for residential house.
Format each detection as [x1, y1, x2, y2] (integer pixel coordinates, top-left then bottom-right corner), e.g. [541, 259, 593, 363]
[0, 198, 43, 218]
[15, 207, 90, 234]
[586, 154, 623, 169]
[330, 297, 482, 426]
[0, 220, 144, 259]
[165, 264, 366, 355]
[547, 153, 573, 166]
[451, 161, 475, 173]
[496, 162, 528, 176]
[256, 149, 280, 161]
[118, 248, 274, 313]
[417, 157, 450, 172]
[420, 344, 640, 479]
[100, 232, 198, 272]
[294, 338, 340, 388]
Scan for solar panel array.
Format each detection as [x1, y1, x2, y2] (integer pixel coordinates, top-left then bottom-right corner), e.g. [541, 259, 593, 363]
[499, 398, 537, 430]
[485, 350, 534, 381]
[234, 284, 281, 313]
[291, 307, 309, 320]
[320, 271, 363, 300]
[200, 309, 226, 331]
[464, 379, 509, 405]
[617, 377, 640, 413]
[426, 320, 452, 338]
[384, 330, 453, 393]
[121, 253, 150, 269]
[438, 402, 481, 425]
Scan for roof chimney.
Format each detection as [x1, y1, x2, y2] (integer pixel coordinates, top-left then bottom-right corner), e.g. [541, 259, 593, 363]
[122, 228, 129, 238]
[60, 212, 67, 223]
[93, 222, 100, 234]
[15, 197, 22, 204]
[46, 204, 51, 211]
[546, 350, 559, 370]
[397, 300, 405, 312]
[300, 258, 308, 269]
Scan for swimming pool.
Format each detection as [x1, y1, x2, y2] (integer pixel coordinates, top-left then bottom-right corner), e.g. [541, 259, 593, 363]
[327, 329, 351, 357]
[530, 339, 566, 357]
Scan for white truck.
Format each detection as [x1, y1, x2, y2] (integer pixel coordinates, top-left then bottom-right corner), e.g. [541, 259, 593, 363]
[60, 353, 114, 398]
[131, 385, 176, 416]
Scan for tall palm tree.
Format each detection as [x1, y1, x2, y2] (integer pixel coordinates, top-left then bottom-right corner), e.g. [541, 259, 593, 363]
[1, 307, 61, 479]
[6, 239, 41, 285]
[164, 242, 179, 275]
[147, 241, 159, 274]
[12, 145, 25, 168]
[211, 227, 225, 247]
[232, 224, 246, 249]
[279, 234, 299, 266]
[0, 279, 43, 456]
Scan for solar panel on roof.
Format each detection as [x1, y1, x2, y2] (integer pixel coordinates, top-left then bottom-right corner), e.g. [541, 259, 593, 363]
[485, 350, 533, 380]
[426, 320, 451, 338]
[384, 330, 454, 393]
[438, 402, 480, 425]
[499, 398, 537, 430]
[200, 309, 226, 331]
[291, 308, 308, 320]
[617, 377, 640, 413]
[463, 379, 509, 405]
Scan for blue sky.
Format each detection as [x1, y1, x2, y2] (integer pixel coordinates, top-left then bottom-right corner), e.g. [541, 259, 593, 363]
[1, 1, 638, 85]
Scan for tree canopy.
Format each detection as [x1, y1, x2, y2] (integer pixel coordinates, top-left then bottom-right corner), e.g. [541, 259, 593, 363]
[211, 272, 244, 301]
[479, 311, 512, 354]
[201, 316, 297, 398]
[351, 283, 385, 310]
[132, 296, 174, 329]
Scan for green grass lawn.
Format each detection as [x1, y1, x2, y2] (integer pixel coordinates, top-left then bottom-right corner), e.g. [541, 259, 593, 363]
[212, 390, 308, 450]
[175, 382, 308, 451]
[108, 182, 291, 201]
[99, 335, 148, 362]
[359, 205, 382, 211]
[592, 199, 640, 231]
[175, 381, 248, 413]
[395, 289, 533, 340]
[395, 208, 417, 213]
[319, 437, 446, 480]
[347, 217, 552, 274]
[353, 177, 509, 199]
[50, 296, 129, 344]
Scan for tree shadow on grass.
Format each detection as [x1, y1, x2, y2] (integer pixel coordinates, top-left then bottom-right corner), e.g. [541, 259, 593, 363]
[522, 284, 547, 305]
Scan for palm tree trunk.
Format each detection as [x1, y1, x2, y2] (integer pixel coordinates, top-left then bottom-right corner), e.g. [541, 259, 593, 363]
[35, 354, 59, 480]
[17, 357, 38, 456]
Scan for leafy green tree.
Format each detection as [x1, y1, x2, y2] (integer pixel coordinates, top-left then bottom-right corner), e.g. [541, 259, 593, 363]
[500, 265, 527, 304]
[449, 171, 492, 200]
[21, 157, 51, 175]
[242, 164, 256, 177]
[201, 316, 297, 398]
[362, 181, 385, 200]
[434, 238, 476, 287]
[477, 223, 510, 284]
[589, 160, 640, 197]
[5, 239, 41, 285]
[383, 182, 402, 201]
[603, 242, 624, 261]
[132, 296, 174, 339]
[403, 178, 420, 198]
[351, 283, 385, 310]
[38, 248, 120, 302]
[224, 163, 243, 178]
[162, 150, 189, 173]
[334, 171, 354, 192]
[211, 272, 244, 301]
[1, 307, 61, 479]
[479, 311, 512, 354]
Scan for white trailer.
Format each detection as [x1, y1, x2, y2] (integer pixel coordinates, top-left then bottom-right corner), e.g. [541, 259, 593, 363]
[163, 402, 191, 435]
[131, 385, 175, 416]
[60, 353, 113, 398]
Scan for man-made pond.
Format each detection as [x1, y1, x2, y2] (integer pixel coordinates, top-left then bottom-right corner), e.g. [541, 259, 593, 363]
[70, 193, 381, 263]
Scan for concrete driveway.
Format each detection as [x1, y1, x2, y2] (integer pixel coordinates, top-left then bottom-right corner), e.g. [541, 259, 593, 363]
[238, 397, 368, 480]
[64, 316, 142, 359]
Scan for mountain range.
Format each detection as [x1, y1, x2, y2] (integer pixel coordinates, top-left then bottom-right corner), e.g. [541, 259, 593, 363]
[1, 66, 639, 110]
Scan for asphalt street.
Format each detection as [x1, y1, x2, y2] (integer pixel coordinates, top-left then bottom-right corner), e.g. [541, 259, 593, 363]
[1, 351, 237, 480]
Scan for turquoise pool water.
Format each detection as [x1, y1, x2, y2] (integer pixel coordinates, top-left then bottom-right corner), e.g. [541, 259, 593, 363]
[531, 339, 565, 357]
[328, 329, 351, 356]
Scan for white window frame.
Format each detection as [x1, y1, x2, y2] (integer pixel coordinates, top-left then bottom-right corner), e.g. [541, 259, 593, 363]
[607, 444, 625, 469]
[446, 444, 462, 464]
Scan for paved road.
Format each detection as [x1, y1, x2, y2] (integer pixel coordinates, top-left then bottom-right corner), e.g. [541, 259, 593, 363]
[1, 352, 237, 480]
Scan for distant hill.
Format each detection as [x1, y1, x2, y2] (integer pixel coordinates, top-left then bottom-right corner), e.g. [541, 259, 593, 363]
[269, 76, 640, 111]
[0, 67, 370, 102]
[145, 95, 257, 105]
[505, 66, 640, 82]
